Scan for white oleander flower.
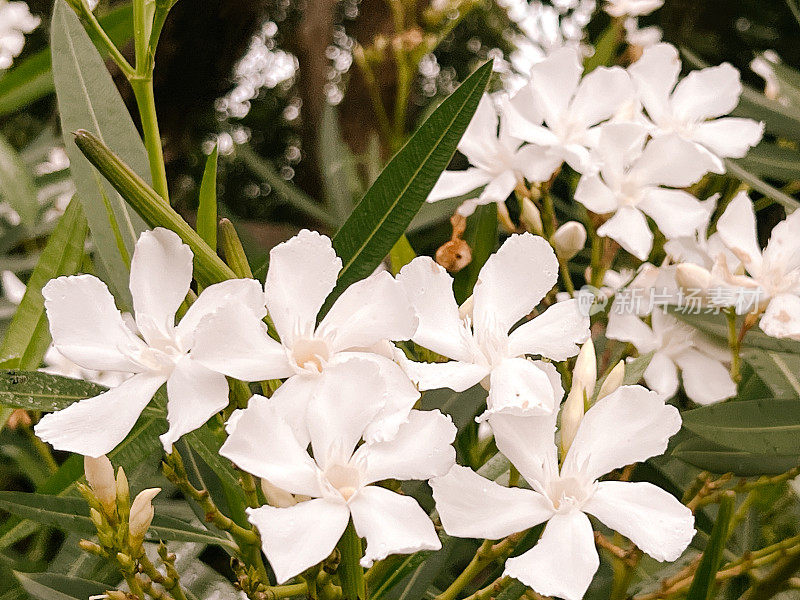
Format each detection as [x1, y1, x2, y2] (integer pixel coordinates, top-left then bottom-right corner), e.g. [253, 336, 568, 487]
[604, 0, 663, 17]
[35, 228, 265, 456]
[431, 385, 694, 600]
[575, 123, 717, 260]
[607, 309, 736, 404]
[191, 229, 419, 443]
[0, 1, 39, 70]
[624, 17, 662, 48]
[503, 46, 634, 174]
[628, 43, 764, 173]
[397, 233, 589, 419]
[713, 192, 800, 339]
[220, 360, 455, 583]
[427, 95, 558, 216]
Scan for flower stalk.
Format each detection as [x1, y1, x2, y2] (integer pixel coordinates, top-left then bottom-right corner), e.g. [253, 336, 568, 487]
[337, 521, 366, 600]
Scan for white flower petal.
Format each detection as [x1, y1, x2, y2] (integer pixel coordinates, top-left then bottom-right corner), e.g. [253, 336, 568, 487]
[473, 233, 558, 333]
[760, 293, 800, 339]
[43, 275, 146, 372]
[508, 299, 590, 361]
[583, 481, 695, 561]
[504, 510, 598, 600]
[265, 230, 341, 343]
[485, 358, 558, 417]
[34, 371, 166, 457]
[458, 95, 501, 164]
[570, 66, 633, 128]
[515, 144, 563, 183]
[606, 311, 657, 352]
[247, 499, 350, 584]
[129, 228, 193, 343]
[349, 486, 440, 568]
[265, 373, 319, 447]
[401, 358, 489, 392]
[630, 135, 717, 188]
[477, 170, 517, 203]
[575, 173, 619, 214]
[220, 395, 322, 497]
[561, 385, 681, 482]
[692, 118, 764, 159]
[674, 348, 737, 405]
[398, 256, 474, 362]
[191, 309, 292, 381]
[628, 43, 680, 124]
[639, 188, 709, 239]
[176, 278, 267, 345]
[427, 169, 493, 203]
[716, 191, 762, 276]
[319, 271, 417, 352]
[357, 410, 456, 484]
[763, 208, 800, 275]
[597, 206, 653, 260]
[307, 359, 387, 468]
[529, 47, 583, 127]
[159, 357, 230, 451]
[671, 63, 742, 122]
[431, 465, 553, 539]
[488, 411, 559, 488]
[643, 351, 679, 399]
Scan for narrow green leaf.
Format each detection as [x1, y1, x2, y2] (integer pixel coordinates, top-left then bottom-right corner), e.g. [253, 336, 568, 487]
[735, 84, 800, 141]
[681, 399, 800, 455]
[388, 235, 416, 275]
[0, 199, 87, 369]
[742, 349, 800, 400]
[197, 146, 219, 251]
[0, 134, 37, 227]
[14, 572, 108, 600]
[622, 351, 656, 386]
[453, 202, 498, 303]
[0, 3, 134, 117]
[369, 552, 429, 600]
[583, 21, 620, 73]
[673, 435, 799, 476]
[319, 103, 359, 222]
[735, 143, 800, 182]
[51, 0, 149, 306]
[724, 158, 798, 213]
[685, 491, 734, 600]
[328, 60, 493, 306]
[0, 492, 233, 547]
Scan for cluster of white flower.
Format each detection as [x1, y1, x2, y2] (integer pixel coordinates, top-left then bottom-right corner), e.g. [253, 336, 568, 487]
[0, 0, 39, 70]
[34, 226, 695, 599]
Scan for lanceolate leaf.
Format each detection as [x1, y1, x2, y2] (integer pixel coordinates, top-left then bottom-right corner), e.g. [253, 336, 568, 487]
[14, 572, 109, 600]
[327, 60, 493, 307]
[672, 435, 799, 476]
[681, 399, 800, 456]
[453, 202, 498, 304]
[0, 134, 38, 227]
[0, 199, 87, 370]
[685, 491, 734, 600]
[742, 349, 800, 400]
[197, 145, 219, 251]
[51, 0, 149, 306]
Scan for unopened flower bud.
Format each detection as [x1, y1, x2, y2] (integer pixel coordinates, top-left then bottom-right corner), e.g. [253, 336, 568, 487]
[128, 488, 160, 546]
[560, 383, 584, 458]
[458, 295, 474, 321]
[85, 455, 117, 516]
[261, 479, 297, 508]
[520, 197, 543, 235]
[553, 221, 587, 260]
[597, 360, 625, 402]
[675, 263, 712, 294]
[573, 340, 597, 395]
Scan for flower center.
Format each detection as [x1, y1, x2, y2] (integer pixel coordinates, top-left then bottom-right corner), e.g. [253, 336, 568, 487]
[546, 476, 591, 513]
[291, 337, 331, 373]
[324, 463, 362, 502]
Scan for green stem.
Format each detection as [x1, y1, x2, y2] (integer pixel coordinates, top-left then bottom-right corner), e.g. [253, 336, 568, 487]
[131, 77, 170, 202]
[725, 308, 741, 383]
[557, 255, 576, 296]
[75, 0, 135, 77]
[337, 521, 366, 600]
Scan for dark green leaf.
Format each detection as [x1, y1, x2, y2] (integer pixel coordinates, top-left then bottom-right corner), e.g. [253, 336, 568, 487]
[724, 159, 798, 213]
[453, 202, 498, 304]
[735, 143, 800, 182]
[52, 0, 149, 306]
[622, 351, 655, 386]
[0, 199, 87, 370]
[197, 146, 219, 251]
[685, 491, 733, 600]
[673, 435, 799, 476]
[0, 134, 37, 227]
[370, 552, 430, 600]
[681, 399, 800, 455]
[14, 572, 108, 600]
[742, 349, 800, 400]
[327, 60, 493, 307]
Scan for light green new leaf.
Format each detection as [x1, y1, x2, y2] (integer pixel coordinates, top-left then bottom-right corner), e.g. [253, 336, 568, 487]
[327, 60, 493, 307]
[197, 145, 219, 251]
[51, 0, 149, 306]
[0, 199, 87, 370]
[681, 399, 800, 456]
[685, 491, 734, 600]
[0, 134, 37, 227]
[14, 572, 108, 600]
[622, 351, 655, 386]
